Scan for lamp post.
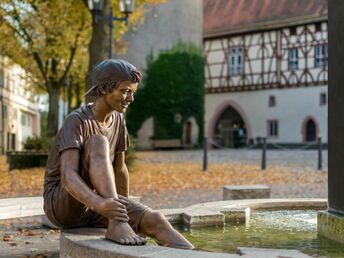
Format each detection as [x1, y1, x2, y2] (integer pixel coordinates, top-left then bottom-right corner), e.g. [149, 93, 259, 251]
[88, 0, 136, 58]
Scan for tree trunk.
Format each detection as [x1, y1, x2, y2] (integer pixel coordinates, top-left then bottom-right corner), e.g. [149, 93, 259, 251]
[75, 82, 82, 109]
[86, 0, 112, 95]
[47, 83, 61, 137]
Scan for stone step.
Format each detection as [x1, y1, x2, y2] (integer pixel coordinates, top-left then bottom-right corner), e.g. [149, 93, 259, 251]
[223, 185, 271, 200]
[60, 228, 312, 258]
[60, 228, 240, 258]
[0, 196, 43, 220]
[238, 247, 311, 258]
[183, 209, 224, 228]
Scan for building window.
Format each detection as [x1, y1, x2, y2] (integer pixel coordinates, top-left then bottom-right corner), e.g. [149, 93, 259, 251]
[289, 27, 297, 36]
[320, 92, 327, 106]
[315, 44, 328, 68]
[28, 116, 32, 127]
[288, 48, 298, 70]
[268, 95, 276, 107]
[267, 120, 278, 137]
[21, 113, 26, 126]
[228, 47, 244, 76]
[3, 105, 7, 120]
[315, 22, 322, 32]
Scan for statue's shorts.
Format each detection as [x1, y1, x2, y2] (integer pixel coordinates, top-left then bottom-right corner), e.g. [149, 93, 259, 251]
[44, 184, 150, 233]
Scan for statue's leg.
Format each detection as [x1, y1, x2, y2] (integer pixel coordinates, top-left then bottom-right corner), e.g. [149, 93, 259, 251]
[83, 135, 145, 245]
[138, 210, 194, 249]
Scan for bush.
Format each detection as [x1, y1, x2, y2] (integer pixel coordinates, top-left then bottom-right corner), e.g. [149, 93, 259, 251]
[23, 136, 53, 151]
[7, 152, 48, 170]
[126, 42, 204, 145]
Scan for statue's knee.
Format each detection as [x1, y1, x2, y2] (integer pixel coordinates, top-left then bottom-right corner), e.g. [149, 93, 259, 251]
[84, 135, 110, 160]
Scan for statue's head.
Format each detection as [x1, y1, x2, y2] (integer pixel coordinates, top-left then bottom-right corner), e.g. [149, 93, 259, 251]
[84, 59, 142, 97]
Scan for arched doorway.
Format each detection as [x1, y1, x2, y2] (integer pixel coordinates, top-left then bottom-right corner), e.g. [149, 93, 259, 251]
[185, 121, 192, 145]
[306, 119, 316, 142]
[214, 106, 247, 148]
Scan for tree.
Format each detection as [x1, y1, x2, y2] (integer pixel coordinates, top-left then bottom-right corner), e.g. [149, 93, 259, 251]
[0, 0, 90, 136]
[0, 0, 164, 135]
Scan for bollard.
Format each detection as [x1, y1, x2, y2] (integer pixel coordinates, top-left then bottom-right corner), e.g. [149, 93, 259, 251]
[203, 137, 208, 171]
[318, 137, 323, 170]
[261, 137, 267, 170]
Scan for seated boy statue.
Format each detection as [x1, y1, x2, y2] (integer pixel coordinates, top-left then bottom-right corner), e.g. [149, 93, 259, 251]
[43, 59, 194, 248]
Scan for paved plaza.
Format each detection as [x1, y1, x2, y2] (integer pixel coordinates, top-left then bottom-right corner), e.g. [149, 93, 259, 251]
[137, 149, 328, 171]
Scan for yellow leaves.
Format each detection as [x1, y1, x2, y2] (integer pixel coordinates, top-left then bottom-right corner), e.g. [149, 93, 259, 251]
[112, 0, 166, 40]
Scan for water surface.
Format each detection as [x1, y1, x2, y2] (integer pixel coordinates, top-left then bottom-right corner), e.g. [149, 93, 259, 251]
[178, 210, 344, 257]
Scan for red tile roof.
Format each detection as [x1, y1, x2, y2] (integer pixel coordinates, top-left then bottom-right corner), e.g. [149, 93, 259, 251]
[204, 0, 328, 38]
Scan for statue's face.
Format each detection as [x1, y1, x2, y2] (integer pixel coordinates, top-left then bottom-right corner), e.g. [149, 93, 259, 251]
[105, 81, 138, 113]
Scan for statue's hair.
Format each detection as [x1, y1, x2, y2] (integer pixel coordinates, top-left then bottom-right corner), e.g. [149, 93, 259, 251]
[84, 59, 142, 97]
[91, 70, 141, 96]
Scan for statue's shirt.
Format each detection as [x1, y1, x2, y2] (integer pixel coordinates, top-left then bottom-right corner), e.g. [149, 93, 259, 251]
[43, 103, 129, 198]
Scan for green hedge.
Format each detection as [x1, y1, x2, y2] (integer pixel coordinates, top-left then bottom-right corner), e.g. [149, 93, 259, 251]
[7, 151, 48, 170]
[127, 43, 204, 145]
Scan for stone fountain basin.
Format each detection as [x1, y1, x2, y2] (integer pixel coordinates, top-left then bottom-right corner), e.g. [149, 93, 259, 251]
[60, 198, 327, 258]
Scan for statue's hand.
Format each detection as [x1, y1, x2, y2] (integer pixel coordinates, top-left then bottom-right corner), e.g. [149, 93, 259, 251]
[95, 198, 129, 222]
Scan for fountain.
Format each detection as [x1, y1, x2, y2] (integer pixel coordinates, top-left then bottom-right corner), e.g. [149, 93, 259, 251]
[61, 198, 335, 257]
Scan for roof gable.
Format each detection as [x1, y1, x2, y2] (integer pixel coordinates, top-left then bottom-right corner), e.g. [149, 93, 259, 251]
[204, 0, 328, 38]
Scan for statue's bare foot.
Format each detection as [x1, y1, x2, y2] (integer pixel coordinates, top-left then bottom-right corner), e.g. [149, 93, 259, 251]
[105, 220, 146, 245]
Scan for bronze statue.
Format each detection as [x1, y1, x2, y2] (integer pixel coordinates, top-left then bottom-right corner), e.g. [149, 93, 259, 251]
[43, 59, 194, 248]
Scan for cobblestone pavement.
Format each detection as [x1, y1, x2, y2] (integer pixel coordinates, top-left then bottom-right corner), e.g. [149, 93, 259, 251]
[0, 217, 59, 258]
[136, 149, 328, 171]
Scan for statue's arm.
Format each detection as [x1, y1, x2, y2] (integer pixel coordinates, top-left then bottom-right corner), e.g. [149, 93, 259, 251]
[113, 152, 129, 197]
[60, 148, 104, 211]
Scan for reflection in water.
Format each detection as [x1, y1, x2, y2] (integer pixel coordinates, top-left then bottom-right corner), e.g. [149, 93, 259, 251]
[178, 210, 344, 257]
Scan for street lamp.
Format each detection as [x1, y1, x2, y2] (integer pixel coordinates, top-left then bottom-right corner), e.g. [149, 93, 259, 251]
[88, 0, 136, 58]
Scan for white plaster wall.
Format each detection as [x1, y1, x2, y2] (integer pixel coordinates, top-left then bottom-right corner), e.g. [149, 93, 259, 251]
[115, 0, 203, 71]
[137, 117, 154, 149]
[205, 86, 328, 143]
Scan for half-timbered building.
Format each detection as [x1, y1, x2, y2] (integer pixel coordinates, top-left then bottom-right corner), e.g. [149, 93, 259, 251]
[204, 0, 328, 147]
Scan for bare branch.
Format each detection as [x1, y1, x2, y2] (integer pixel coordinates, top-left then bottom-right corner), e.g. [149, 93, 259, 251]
[58, 16, 88, 84]
[82, 0, 90, 10]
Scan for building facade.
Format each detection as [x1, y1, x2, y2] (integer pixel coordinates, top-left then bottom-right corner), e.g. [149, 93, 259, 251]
[204, 0, 328, 147]
[0, 57, 40, 153]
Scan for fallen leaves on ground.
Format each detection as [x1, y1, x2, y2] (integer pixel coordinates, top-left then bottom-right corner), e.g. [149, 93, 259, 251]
[3, 234, 15, 241]
[0, 166, 44, 198]
[129, 162, 327, 193]
[0, 154, 327, 208]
